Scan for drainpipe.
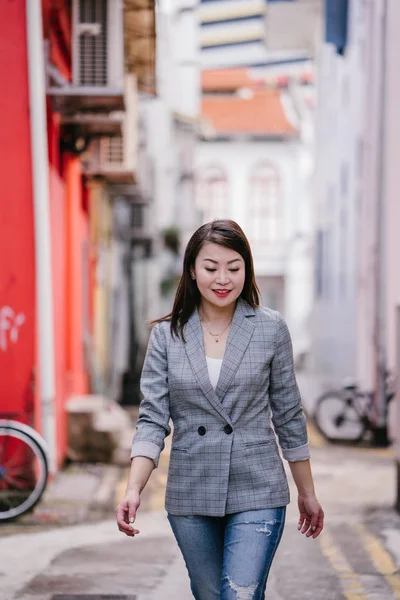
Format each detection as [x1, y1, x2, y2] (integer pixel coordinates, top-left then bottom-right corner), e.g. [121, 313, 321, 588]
[373, 0, 389, 447]
[26, 0, 56, 472]
[396, 305, 400, 513]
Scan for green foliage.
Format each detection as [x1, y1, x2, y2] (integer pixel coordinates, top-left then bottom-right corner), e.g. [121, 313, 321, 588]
[162, 226, 180, 255]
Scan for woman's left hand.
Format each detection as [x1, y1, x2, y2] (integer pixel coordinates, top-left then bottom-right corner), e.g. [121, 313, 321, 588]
[297, 494, 324, 539]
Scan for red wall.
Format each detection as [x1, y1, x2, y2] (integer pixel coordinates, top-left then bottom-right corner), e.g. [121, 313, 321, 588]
[65, 156, 90, 397]
[0, 0, 36, 424]
[0, 1, 89, 470]
[50, 167, 67, 465]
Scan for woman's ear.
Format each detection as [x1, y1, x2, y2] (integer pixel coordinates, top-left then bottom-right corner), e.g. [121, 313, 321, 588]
[190, 268, 196, 280]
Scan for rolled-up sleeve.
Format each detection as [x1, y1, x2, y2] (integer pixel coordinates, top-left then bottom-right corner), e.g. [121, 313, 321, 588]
[130, 322, 171, 467]
[269, 314, 310, 462]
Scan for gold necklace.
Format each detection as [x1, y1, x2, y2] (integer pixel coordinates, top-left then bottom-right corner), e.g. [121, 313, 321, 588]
[200, 317, 232, 343]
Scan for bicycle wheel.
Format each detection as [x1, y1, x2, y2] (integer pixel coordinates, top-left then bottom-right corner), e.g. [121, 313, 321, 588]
[313, 391, 366, 442]
[0, 424, 48, 522]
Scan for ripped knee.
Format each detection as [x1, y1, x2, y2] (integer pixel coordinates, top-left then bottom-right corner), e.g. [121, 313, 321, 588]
[226, 576, 259, 599]
[255, 519, 278, 535]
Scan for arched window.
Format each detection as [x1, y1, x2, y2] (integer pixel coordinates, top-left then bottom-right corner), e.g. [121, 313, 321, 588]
[249, 162, 282, 246]
[196, 165, 228, 223]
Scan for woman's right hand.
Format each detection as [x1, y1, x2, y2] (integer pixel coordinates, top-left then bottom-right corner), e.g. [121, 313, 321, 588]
[297, 493, 324, 539]
[116, 488, 141, 537]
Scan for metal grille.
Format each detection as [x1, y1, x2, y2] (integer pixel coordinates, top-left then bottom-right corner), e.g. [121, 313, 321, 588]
[104, 136, 124, 164]
[78, 0, 108, 86]
[132, 204, 145, 229]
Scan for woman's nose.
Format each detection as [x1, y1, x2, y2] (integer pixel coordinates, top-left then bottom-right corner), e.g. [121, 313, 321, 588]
[215, 271, 229, 284]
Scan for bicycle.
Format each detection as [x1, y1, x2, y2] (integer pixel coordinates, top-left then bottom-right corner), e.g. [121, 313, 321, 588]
[312, 373, 395, 444]
[0, 417, 49, 522]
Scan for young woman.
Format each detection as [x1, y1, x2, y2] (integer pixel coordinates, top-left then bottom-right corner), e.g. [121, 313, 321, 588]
[116, 220, 324, 600]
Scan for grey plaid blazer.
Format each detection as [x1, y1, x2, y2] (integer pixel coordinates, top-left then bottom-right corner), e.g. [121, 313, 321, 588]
[131, 298, 309, 517]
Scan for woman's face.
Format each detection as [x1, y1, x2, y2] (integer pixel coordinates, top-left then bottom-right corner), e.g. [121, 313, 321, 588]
[191, 242, 246, 310]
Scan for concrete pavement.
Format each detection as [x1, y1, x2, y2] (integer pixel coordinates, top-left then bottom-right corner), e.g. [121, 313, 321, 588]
[1, 371, 400, 600]
[1, 432, 400, 599]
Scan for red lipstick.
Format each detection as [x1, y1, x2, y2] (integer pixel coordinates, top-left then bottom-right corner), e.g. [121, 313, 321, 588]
[213, 289, 231, 298]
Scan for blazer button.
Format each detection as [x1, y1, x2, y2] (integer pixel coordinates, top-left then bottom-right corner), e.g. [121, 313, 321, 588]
[224, 424, 233, 435]
[198, 426, 206, 436]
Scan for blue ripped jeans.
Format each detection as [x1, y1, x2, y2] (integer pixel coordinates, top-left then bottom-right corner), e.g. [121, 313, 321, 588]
[167, 507, 286, 600]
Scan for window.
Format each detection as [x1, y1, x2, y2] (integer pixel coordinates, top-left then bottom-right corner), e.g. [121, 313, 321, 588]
[248, 162, 282, 246]
[315, 228, 331, 299]
[196, 165, 228, 222]
[104, 136, 124, 164]
[132, 204, 145, 229]
[315, 230, 324, 298]
[339, 209, 347, 296]
[340, 161, 349, 197]
[341, 76, 350, 107]
[356, 137, 364, 179]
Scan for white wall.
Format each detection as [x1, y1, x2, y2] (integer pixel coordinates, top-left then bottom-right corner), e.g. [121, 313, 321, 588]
[134, 0, 200, 321]
[265, 0, 322, 52]
[109, 201, 131, 399]
[384, 0, 400, 444]
[380, 0, 400, 371]
[312, 0, 400, 419]
[311, 0, 367, 384]
[173, 0, 200, 119]
[196, 137, 313, 357]
[355, 0, 387, 393]
[152, 0, 200, 229]
[158, 0, 199, 119]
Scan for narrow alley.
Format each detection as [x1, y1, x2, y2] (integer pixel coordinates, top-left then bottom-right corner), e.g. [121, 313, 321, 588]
[1, 1, 400, 599]
[1, 417, 400, 600]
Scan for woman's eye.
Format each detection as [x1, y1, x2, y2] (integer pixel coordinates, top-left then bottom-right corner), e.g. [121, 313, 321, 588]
[205, 268, 217, 273]
[229, 269, 239, 273]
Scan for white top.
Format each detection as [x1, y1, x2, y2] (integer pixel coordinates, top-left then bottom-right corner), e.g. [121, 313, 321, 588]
[206, 356, 223, 390]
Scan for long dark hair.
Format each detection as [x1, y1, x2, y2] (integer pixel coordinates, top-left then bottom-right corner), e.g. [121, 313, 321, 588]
[152, 220, 260, 339]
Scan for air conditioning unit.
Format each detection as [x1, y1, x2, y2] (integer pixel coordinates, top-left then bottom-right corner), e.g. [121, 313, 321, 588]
[72, 0, 124, 90]
[81, 74, 137, 182]
[96, 131, 134, 183]
[48, 0, 125, 113]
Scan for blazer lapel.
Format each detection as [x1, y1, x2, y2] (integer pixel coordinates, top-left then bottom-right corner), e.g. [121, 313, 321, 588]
[184, 309, 233, 424]
[215, 299, 255, 401]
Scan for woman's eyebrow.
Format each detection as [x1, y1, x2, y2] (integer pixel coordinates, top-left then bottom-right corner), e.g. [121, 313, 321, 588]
[201, 258, 242, 264]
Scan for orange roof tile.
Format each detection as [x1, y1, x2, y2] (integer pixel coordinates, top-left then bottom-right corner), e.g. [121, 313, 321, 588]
[202, 68, 314, 92]
[202, 68, 264, 92]
[201, 89, 297, 136]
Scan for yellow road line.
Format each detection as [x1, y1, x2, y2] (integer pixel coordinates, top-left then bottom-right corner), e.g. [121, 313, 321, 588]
[114, 450, 170, 512]
[149, 471, 167, 511]
[307, 420, 327, 448]
[114, 467, 130, 507]
[351, 446, 395, 459]
[319, 531, 368, 599]
[148, 450, 169, 511]
[354, 523, 400, 599]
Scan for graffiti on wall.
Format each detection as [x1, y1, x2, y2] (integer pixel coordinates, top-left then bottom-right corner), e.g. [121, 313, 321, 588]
[0, 306, 26, 352]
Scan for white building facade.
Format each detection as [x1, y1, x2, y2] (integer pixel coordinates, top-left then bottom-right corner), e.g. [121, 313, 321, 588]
[134, 0, 201, 326]
[198, 0, 317, 71]
[310, 0, 365, 384]
[312, 0, 400, 443]
[196, 77, 315, 363]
